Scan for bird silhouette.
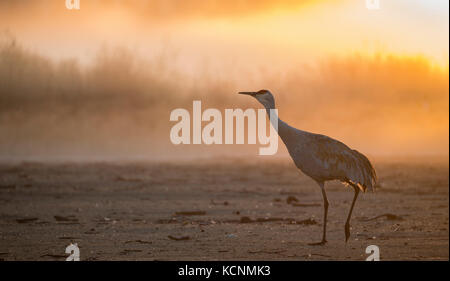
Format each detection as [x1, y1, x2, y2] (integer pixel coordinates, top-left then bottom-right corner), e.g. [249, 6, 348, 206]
[239, 89, 377, 245]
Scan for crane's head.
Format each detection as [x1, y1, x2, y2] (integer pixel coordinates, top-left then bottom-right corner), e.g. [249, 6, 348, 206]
[238, 89, 275, 109]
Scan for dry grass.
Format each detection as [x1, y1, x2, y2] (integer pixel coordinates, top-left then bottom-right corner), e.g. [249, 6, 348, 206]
[0, 36, 448, 159]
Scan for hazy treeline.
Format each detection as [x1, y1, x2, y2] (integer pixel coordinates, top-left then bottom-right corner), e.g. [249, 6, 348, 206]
[0, 36, 448, 160]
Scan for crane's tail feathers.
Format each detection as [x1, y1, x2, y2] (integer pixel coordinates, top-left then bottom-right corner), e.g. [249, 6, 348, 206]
[345, 150, 377, 192]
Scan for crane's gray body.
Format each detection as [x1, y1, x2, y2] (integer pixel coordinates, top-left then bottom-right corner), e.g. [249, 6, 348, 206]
[277, 119, 376, 191]
[239, 89, 377, 244]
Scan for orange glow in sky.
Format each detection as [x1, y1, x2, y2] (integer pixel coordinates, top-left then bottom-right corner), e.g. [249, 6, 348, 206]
[0, 0, 448, 158]
[0, 0, 448, 69]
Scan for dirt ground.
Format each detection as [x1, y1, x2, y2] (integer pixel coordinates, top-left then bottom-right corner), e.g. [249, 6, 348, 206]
[0, 157, 448, 261]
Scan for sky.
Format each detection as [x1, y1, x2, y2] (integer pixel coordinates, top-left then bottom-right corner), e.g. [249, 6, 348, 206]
[0, 0, 448, 160]
[0, 0, 448, 70]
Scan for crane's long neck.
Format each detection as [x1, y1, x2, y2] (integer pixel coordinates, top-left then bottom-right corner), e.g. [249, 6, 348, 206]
[262, 102, 294, 142]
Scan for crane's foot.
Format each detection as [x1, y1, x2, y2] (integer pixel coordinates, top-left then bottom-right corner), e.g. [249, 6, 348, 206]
[308, 239, 327, 246]
[345, 223, 351, 242]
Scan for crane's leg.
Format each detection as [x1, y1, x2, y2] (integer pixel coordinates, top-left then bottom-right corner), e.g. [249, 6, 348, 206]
[309, 182, 328, 246]
[345, 186, 360, 242]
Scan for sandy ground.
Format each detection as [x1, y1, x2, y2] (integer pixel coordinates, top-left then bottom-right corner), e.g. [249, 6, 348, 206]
[0, 157, 448, 261]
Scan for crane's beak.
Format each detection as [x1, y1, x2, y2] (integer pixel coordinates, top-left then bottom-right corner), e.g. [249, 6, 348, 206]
[238, 92, 257, 97]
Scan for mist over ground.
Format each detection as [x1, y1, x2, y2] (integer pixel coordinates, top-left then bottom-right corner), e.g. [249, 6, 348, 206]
[0, 36, 448, 161]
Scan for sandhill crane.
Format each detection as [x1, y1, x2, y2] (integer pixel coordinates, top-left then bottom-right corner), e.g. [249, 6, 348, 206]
[239, 89, 377, 245]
